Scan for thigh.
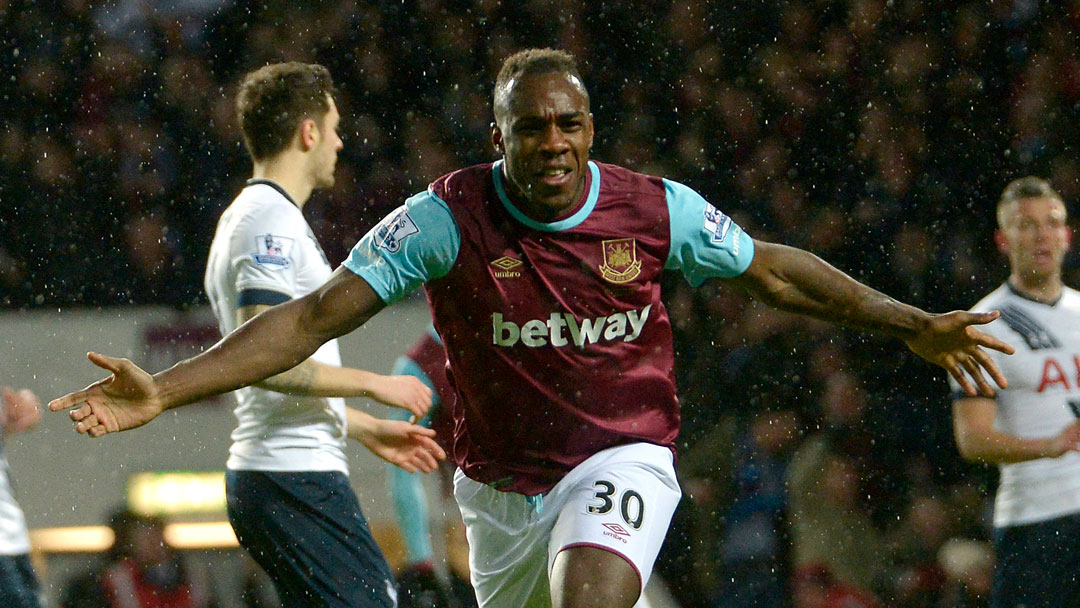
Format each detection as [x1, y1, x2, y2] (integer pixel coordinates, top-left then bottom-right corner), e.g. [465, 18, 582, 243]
[547, 443, 682, 601]
[453, 469, 551, 608]
[0, 554, 42, 608]
[227, 470, 397, 608]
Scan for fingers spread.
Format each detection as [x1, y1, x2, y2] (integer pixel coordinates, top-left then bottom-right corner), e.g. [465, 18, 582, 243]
[86, 352, 124, 374]
[949, 364, 976, 397]
[49, 391, 87, 412]
[69, 404, 92, 422]
[961, 357, 994, 398]
[971, 349, 1008, 390]
[973, 330, 1015, 355]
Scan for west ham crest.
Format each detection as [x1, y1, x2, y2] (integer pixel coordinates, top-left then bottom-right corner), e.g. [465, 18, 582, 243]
[599, 238, 642, 284]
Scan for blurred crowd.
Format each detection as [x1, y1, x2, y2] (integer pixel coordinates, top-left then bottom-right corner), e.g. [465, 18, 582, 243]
[5, 0, 1080, 606]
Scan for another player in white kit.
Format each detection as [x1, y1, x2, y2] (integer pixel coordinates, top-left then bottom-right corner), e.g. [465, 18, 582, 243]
[0, 387, 43, 608]
[951, 176, 1080, 608]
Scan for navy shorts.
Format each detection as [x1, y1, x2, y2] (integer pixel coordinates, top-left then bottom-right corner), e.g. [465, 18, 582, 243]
[226, 470, 398, 608]
[993, 511, 1080, 608]
[0, 553, 42, 608]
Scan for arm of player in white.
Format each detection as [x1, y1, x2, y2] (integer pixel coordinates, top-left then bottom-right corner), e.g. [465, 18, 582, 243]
[953, 396, 1080, 463]
[236, 304, 431, 417]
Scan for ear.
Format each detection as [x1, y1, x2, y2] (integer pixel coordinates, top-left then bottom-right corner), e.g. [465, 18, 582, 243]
[586, 113, 595, 151]
[994, 228, 1009, 256]
[491, 122, 504, 155]
[1066, 224, 1073, 251]
[299, 118, 319, 151]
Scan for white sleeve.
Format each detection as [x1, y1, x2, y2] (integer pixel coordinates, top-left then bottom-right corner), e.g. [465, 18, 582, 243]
[230, 206, 307, 302]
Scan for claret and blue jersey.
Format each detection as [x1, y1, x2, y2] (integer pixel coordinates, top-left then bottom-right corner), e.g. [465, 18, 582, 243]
[345, 160, 754, 494]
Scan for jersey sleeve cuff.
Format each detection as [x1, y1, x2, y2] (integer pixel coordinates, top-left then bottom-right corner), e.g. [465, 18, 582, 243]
[237, 289, 292, 307]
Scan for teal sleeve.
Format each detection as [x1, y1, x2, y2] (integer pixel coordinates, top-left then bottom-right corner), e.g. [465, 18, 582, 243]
[663, 179, 755, 286]
[387, 354, 438, 564]
[342, 190, 460, 304]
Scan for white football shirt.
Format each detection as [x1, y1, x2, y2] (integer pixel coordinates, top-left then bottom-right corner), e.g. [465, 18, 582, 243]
[0, 435, 31, 555]
[951, 284, 1080, 526]
[204, 180, 348, 473]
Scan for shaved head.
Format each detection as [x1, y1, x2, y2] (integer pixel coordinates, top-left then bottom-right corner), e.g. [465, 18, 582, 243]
[494, 48, 589, 125]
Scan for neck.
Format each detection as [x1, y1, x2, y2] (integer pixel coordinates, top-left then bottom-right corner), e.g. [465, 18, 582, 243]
[1008, 273, 1064, 304]
[252, 155, 314, 208]
[502, 165, 587, 223]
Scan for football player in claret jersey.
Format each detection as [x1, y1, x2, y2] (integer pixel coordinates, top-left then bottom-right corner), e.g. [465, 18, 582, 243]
[54, 49, 1013, 608]
[950, 177, 1080, 608]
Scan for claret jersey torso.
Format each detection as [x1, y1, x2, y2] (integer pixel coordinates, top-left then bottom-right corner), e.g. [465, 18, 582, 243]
[345, 160, 754, 494]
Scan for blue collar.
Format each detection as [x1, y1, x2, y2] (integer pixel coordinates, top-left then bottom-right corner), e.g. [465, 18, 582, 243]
[492, 160, 600, 232]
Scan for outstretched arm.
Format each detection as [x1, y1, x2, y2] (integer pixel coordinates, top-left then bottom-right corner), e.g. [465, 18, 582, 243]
[726, 239, 1015, 396]
[237, 304, 431, 418]
[953, 397, 1080, 463]
[49, 268, 384, 436]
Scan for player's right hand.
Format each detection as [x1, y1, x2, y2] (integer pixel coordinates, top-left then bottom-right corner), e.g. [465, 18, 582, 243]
[48, 352, 164, 437]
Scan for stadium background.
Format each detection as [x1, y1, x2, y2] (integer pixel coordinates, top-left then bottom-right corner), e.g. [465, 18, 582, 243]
[3, 1, 1080, 606]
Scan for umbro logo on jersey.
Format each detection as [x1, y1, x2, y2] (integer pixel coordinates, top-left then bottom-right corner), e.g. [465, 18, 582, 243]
[492, 305, 651, 348]
[491, 256, 523, 278]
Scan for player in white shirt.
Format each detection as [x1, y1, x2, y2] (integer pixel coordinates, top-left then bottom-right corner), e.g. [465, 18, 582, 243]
[71, 63, 444, 608]
[951, 176, 1080, 608]
[206, 62, 447, 608]
[0, 387, 43, 608]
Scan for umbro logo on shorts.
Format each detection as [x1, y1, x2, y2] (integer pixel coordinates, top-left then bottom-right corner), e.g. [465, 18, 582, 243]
[602, 522, 631, 540]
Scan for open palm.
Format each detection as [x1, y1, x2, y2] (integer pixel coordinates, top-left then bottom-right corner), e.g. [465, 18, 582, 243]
[48, 352, 165, 437]
[904, 310, 1015, 397]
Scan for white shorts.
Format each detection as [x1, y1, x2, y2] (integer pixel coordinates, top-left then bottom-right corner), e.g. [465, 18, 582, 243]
[453, 442, 682, 608]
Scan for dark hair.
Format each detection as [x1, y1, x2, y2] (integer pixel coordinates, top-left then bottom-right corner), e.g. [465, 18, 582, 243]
[236, 62, 334, 162]
[493, 48, 588, 120]
[996, 176, 1064, 227]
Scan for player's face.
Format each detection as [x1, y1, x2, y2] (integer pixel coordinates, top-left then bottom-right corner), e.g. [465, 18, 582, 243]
[313, 97, 343, 188]
[493, 72, 594, 220]
[998, 196, 1070, 281]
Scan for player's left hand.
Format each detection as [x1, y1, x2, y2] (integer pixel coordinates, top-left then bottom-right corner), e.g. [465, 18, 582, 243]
[904, 310, 1015, 397]
[359, 419, 446, 473]
[367, 375, 433, 419]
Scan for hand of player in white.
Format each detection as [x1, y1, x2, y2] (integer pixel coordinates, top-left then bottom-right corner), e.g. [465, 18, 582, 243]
[2, 387, 42, 434]
[48, 352, 164, 437]
[358, 419, 447, 473]
[1049, 420, 1080, 458]
[365, 374, 433, 420]
[903, 310, 1015, 397]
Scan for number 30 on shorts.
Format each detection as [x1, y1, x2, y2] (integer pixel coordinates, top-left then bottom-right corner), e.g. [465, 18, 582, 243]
[586, 480, 645, 529]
